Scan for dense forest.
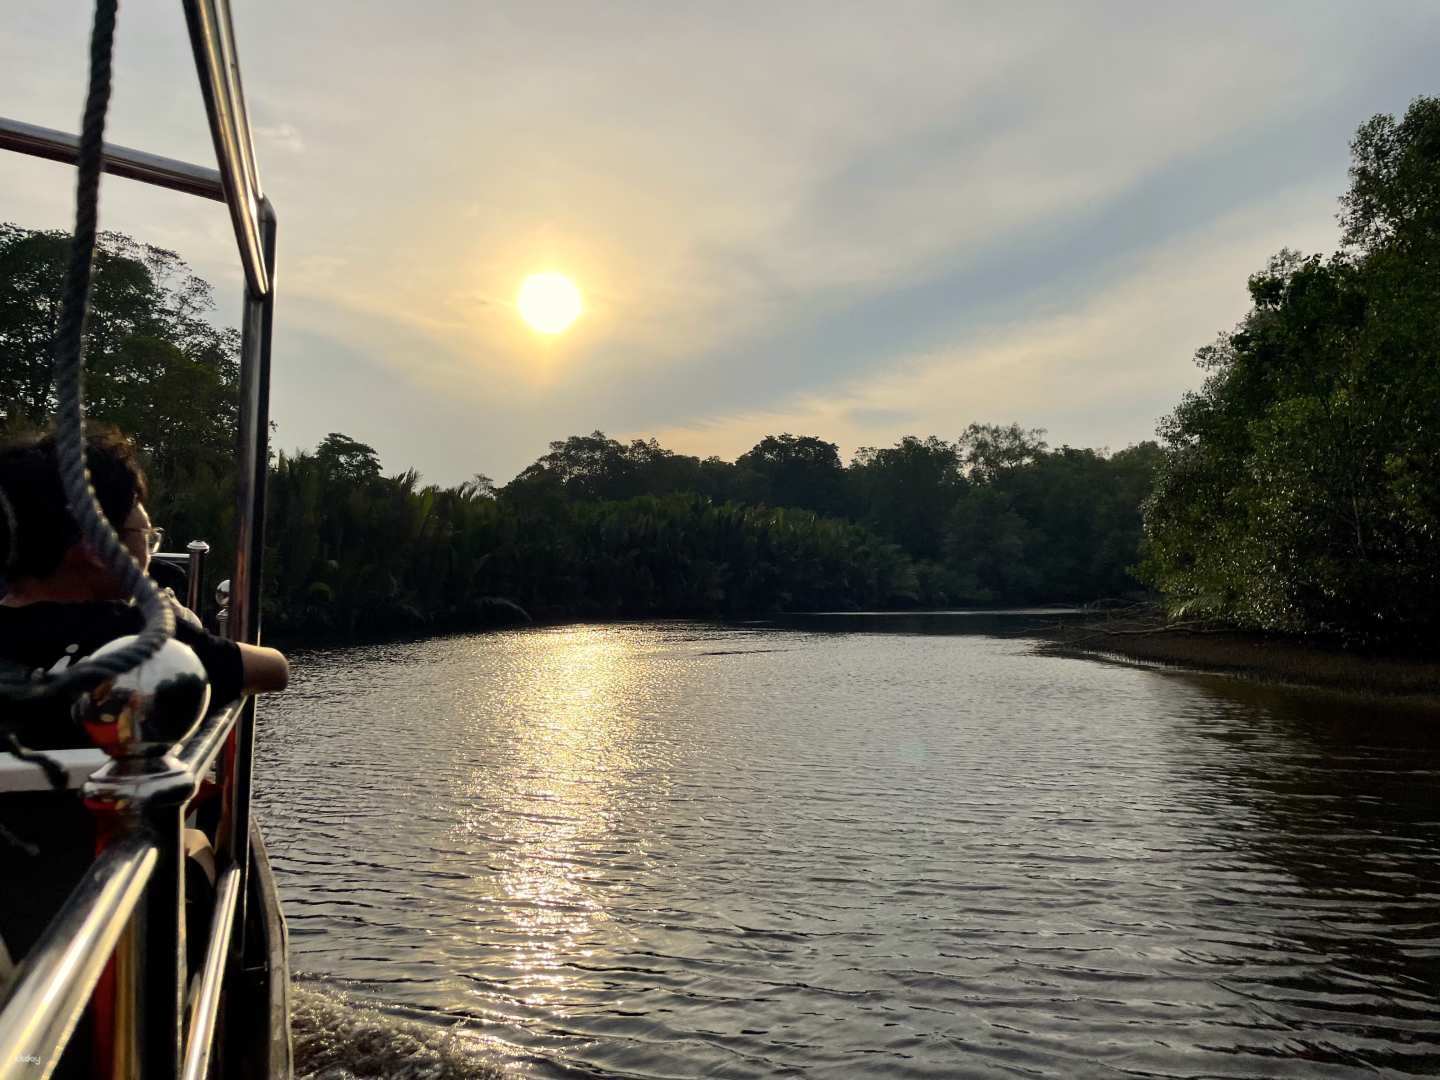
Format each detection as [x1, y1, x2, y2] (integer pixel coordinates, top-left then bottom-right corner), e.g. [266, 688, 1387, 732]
[3, 97, 1438, 643]
[1141, 96, 1440, 643]
[260, 427, 1158, 634]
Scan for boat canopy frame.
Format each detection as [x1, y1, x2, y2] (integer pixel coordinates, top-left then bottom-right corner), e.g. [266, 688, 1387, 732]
[0, 2, 282, 1077]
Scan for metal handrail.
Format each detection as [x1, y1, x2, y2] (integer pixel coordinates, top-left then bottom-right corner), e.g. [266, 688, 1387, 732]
[0, 698, 242, 794]
[213, 0, 263, 205]
[180, 866, 241, 1080]
[1, 5, 268, 295]
[1, 0, 281, 1072]
[0, 118, 225, 201]
[178, 698, 246, 780]
[0, 835, 158, 1080]
[182, 0, 269, 297]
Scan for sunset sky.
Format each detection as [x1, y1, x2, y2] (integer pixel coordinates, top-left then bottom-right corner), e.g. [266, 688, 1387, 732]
[4, 2, 1440, 486]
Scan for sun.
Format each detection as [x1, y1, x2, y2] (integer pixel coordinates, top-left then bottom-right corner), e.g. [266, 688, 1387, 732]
[516, 272, 583, 334]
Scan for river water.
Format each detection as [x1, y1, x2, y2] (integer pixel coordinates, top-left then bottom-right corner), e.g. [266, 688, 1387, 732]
[255, 615, 1440, 1078]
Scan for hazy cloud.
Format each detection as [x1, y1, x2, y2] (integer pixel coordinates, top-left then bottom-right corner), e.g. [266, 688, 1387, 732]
[4, 1, 1439, 484]
[254, 122, 305, 154]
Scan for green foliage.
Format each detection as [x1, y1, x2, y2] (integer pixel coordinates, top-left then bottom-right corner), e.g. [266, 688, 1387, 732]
[263, 457, 920, 634]
[1143, 97, 1440, 640]
[946, 439, 1163, 604]
[315, 432, 383, 484]
[0, 222, 241, 570]
[957, 422, 1049, 480]
[735, 434, 845, 516]
[849, 436, 966, 559]
[258, 424, 1160, 634]
[503, 431, 742, 505]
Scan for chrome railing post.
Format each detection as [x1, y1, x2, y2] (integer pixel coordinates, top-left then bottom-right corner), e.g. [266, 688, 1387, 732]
[185, 540, 210, 615]
[179, 866, 240, 1080]
[223, 197, 276, 967]
[73, 638, 213, 1080]
[181, 0, 269, 297]
[84, 761, 193, 1080]
[228, 198, 275, 650]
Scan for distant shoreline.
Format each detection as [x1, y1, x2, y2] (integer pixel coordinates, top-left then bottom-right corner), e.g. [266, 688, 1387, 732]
[272, 608, 1440, 707]
[1038, 623, 1440, 706]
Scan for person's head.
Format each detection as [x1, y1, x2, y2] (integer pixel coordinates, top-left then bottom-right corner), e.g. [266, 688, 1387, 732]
[0, 426, 153, 598]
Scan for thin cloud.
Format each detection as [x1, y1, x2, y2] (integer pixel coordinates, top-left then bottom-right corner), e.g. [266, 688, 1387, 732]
[254, 122, 305, 154]
[646, 181, 1341, 464]
[4, 1, 1439, 486]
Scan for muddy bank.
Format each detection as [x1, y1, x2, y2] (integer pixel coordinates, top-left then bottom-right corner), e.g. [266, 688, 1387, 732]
[1038, 617, 1440, 705]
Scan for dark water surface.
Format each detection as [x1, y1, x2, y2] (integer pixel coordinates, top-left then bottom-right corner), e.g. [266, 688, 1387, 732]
[256, 616, 1440, 1078]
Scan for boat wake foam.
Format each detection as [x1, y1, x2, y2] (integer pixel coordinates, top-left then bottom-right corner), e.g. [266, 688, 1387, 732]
[292, 982, 509, 1079]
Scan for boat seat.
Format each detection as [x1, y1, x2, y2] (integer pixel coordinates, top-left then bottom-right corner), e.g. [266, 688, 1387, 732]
[0, 748, 108, 794]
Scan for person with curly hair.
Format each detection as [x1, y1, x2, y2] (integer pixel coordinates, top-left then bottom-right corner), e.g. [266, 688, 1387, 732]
[0, 425, 288, 749]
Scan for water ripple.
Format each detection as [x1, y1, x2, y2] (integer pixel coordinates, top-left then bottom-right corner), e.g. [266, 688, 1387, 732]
[257, 620, 1440, 1078]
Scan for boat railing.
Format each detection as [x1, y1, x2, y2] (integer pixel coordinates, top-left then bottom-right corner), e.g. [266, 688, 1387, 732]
[152, 540, 214, 616]
[0, 118, 226, 202]
[0, 1, 282, 1076]
[0, 835, 159, 1077]
[0, 698, 247, 1080]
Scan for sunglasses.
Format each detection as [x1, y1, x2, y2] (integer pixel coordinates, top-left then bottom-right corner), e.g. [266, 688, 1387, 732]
[123, 525, 165, 555]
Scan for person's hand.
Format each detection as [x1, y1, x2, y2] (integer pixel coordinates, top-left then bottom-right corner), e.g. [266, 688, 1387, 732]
[161, 586, 204, 630]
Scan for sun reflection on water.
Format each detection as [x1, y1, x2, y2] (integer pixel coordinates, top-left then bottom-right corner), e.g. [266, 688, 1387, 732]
[450, 626, 677, 1008]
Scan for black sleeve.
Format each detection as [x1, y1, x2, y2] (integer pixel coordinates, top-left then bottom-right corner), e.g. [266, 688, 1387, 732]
[174, 622, 245, 708]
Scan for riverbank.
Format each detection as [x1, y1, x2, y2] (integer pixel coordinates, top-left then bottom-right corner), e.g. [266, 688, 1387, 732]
[268, 604, 1440, 706]
[1038, 615, 1440, 704]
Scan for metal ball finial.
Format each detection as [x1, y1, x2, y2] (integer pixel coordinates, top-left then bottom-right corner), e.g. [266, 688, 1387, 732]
[75, 635, 211, 758]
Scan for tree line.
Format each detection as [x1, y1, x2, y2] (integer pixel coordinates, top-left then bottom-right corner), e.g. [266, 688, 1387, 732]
[5, 96, 1436, 643]
[258, 426, 1159, 635]
[1140, 96, 1440, 644]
